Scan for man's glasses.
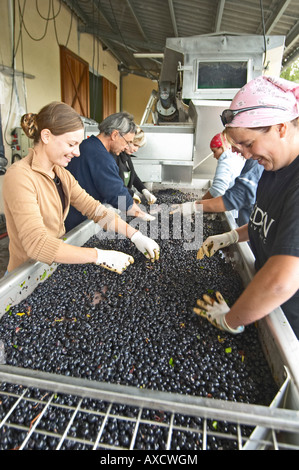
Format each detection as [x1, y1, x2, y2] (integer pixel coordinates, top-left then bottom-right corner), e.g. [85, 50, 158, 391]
[119, 133, 133, 149]
[220, 105, 287, 126]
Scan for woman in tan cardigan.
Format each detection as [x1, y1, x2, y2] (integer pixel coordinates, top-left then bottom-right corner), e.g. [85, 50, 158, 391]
[3, 102, 159, 274]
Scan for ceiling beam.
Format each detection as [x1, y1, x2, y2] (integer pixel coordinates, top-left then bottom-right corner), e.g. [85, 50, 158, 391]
[284, 19, 299, 51]
[61, 0, 88, 25]
[215, 0, 226, 32]
[62, 1, 128, 66]
[78, 26, 163, 52]
[92, 0, 154, 72]
[282, 18, 299, 68]
[264, 0, 292, 34]
[92, 0, 115, 31]
[168, 0, 178, 37]
[126, 0, 148, 42]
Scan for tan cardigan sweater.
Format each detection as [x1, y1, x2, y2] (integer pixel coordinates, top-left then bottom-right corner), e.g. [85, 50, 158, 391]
[3, 149, 118, 272]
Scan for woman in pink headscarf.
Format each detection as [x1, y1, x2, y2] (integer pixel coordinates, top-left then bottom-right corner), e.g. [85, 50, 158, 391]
[195, 75, 299, 339]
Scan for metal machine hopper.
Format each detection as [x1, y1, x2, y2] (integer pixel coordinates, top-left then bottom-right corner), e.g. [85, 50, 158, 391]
[134, 34, 285, 185]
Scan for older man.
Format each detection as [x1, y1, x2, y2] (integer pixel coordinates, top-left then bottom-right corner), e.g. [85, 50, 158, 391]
[65, 112, 151, 232]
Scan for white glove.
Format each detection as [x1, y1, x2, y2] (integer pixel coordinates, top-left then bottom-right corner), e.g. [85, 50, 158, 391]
[131, 231, 160, 261]
[137, 212, 156, 221]
[142, 189, 157, 204]
[193, 291, 244, 334]
[197, 229, 239, 259]
[102, 203, 121, 215]
[133, 193, 141, 204]
[95, 248, 134, 274]
[170, 201, 198, 217]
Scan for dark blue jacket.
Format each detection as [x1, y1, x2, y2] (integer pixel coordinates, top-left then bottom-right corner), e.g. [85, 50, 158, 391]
[65, 135, 133, 232]
[222, 159, 264, 226]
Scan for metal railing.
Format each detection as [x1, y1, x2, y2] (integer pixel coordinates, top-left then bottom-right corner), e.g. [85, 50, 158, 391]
[1, 366, 299, 451]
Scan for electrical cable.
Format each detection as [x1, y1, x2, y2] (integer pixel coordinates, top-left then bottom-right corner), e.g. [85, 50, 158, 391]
[36, 0, 61, 21]
[17, 0, 51, 42]
[17, 1, 28, 111]
[3, 0, 65, 148]
[52, 0, 73, 48]
[3, 1, 18, 147]
[16, 0, 72, 48]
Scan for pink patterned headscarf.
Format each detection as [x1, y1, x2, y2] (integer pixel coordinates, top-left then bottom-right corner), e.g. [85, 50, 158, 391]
[226, 75, 299, 128]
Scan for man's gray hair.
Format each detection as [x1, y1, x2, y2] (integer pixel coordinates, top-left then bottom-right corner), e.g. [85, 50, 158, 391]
[98, 112, 137, 136]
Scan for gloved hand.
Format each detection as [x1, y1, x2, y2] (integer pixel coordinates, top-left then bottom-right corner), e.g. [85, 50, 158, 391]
[137, 212, 156, 221]
[133, 193, 141, 204]
[170, 201, 198, 217]
[102, 203, 121, 215]
[197, 229, 239, 259]
[95, 248, 134, 274]
[142, 189, 157, 204]
[193, 291, 244, 334]
[131, 231, 160, 261]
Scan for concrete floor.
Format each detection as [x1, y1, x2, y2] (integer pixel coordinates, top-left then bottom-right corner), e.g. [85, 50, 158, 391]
[0, 235, 9, 279]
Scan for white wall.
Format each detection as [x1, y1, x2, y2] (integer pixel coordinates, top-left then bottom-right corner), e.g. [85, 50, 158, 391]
[0, 0, 121, 214]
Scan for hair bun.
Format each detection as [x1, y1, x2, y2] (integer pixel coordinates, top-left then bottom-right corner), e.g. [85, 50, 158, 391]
[21, 113, 38, 139]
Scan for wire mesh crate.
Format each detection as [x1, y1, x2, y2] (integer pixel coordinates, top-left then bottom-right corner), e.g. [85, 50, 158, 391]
[1, 366, 299, 451]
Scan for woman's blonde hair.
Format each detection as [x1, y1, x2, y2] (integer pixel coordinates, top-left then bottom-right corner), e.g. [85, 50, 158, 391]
[21, 101, 83, 144]
[133, 126, 146, 147]
[221, 129, 232, 150]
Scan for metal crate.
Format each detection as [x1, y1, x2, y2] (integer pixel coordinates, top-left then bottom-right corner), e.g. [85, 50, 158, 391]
[1, 366, 299, 451]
